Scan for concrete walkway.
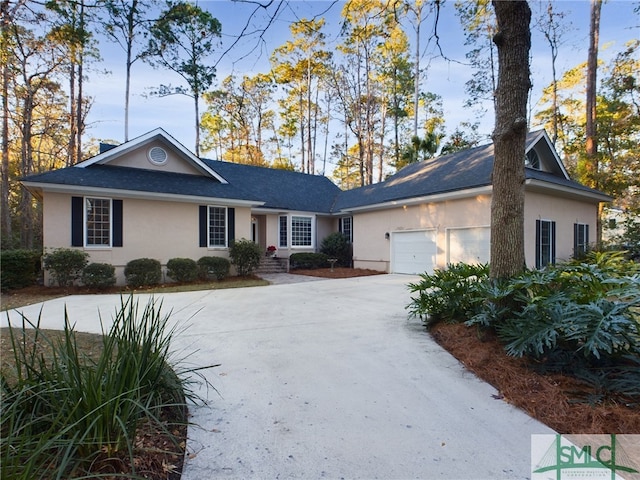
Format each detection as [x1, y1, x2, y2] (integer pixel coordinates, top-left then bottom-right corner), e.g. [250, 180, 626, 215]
[2, 274, 554, 479]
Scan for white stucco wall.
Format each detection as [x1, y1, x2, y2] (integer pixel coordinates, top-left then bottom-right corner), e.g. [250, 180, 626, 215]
[523, 191, 598, 265]
[42, 192, 251, 285]
[352, 195, 492, 272]
[351, 191, 599, 273]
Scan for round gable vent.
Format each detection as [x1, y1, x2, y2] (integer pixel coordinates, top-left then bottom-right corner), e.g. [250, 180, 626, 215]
[148, 146, 168, 165]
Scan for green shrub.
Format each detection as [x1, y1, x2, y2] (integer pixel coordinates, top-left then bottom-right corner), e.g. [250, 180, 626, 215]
[124, 258, 162, 287]
[0, 249, 41, 291]
[43, 248, 89, 287]
[289, 252, 329, 269]
[320, 232, 352, 267]
[81, 262, 116, 289]
[228, 238, 262, 276]
[1, 296, 216, 478]
[197, 256, 230, 280]
[407, 263, 490, 324]
[166, 257, 198, 283]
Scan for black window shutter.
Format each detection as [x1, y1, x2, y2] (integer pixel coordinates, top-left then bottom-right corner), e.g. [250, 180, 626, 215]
[573, 223, 578, 256]
[113, 200, 123, 247]
[535, 219, 541, 269]
[71, 196, 83, 246]
[585, 224, 589, 246]
[199, 206, 207, 247]
[551, 221, 556, 264]
[227, 207, 235, 245]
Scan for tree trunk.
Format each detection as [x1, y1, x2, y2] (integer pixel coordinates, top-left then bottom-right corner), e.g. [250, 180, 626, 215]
[586, 0, 602, 244]
[194, 92, 200, 157]
[68, 63, 76, 166]
[1, 0, 12, 246]
[490, 0, 531, 281]
[585, 0, 601, 167]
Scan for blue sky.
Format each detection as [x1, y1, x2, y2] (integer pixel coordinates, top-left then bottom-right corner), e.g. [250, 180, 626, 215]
[84, 0, 639, 169]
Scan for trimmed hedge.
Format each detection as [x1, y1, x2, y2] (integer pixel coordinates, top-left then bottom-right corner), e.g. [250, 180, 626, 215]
[320, 232, 352, 267]
[43, 248, 89, 287]
[229, 239, 262, 276]
[82, 263, 116, 289]
[124, 258, 162, 288]
[166, 258, 198, 283]
[197, 256, 230, 281]
[0, 249, 41, 291]
[289, 252, 329, 270]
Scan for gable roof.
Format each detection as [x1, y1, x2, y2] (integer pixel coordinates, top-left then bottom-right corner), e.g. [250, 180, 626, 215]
[22, 128, 610, 215]
[22, 129, 341, 212]
[77, 128, 228, 183]
[334, 130, 610, 212]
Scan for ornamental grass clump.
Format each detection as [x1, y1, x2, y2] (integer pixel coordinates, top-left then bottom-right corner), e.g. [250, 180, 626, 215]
[1, 296, 216, 479]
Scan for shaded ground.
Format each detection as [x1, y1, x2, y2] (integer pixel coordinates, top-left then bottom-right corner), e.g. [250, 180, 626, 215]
[430, 322, 640, 434]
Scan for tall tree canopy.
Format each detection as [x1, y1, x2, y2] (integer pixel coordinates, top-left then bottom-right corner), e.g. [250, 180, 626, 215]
[146, 1, 221, 156]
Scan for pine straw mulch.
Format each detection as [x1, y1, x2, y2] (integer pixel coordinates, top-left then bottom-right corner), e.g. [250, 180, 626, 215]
[430, 322, 640, 434]
[289, 267, 386, 278]
[78, 411, 187, 480]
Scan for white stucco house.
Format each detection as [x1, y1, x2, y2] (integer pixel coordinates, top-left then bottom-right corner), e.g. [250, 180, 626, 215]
[22, 128, 610, 285]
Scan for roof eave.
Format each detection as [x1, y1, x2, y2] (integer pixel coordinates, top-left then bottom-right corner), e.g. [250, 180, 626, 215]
[524, 179, 612, 203]
[21, 181, 263, 207]
[337, 185, 493, 214]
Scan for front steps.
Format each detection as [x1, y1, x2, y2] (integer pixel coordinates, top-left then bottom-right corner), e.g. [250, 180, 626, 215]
[255, 256, 288, 275]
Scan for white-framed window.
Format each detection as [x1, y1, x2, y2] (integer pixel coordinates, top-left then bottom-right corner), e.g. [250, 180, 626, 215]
[574, 223, 589, 258]
[291, 215, 313, 247]
[85, 197, 111, 247]
[208, 206, 227, 247]
[279, 215, 288, 248]
[339, 216, 353, 242]
[278, 214, 315, 248]
[536, 219, 556, 269]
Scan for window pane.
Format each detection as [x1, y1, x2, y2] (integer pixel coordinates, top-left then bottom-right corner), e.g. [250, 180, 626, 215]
[575, 223, 588, 257]
[86, 198, 111, 246]
[279, 216, 288, 248]
[209, 206, 226, 247]
[291, 216, 312, 246]
[341, 217, 352, 242]
[539, 220, 554, 267]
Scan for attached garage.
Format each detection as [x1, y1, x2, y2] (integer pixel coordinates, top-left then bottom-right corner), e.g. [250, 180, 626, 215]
[446, 226, 491, 265]
[391, 230, 437, 274]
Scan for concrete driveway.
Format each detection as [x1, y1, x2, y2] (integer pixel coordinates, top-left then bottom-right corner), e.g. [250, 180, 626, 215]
[2, 274, 554, 479]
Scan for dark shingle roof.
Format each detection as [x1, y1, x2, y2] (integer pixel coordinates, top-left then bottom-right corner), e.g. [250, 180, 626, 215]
[333, 131, 609, 211]
[334, 142, 495, 210]
[23, 165, 257, 202]
[201, 159, 341, 213]
[23, 129, 608, 214]
[23, 160, 342, 213]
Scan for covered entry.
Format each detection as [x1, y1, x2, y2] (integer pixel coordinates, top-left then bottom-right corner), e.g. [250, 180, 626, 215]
[391, 230, 437, 274]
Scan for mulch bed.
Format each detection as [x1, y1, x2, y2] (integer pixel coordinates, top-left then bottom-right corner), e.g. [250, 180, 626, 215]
[430, 322, 640, 434]
[289, 267, 386, 278]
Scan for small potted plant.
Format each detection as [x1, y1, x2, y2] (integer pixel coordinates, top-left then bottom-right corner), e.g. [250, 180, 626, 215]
[267, 245, 277, 257]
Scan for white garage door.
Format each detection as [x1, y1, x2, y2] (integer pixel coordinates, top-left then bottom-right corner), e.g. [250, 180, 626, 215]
[391, 230, 437, 274]
[446, 227, 490, 265]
